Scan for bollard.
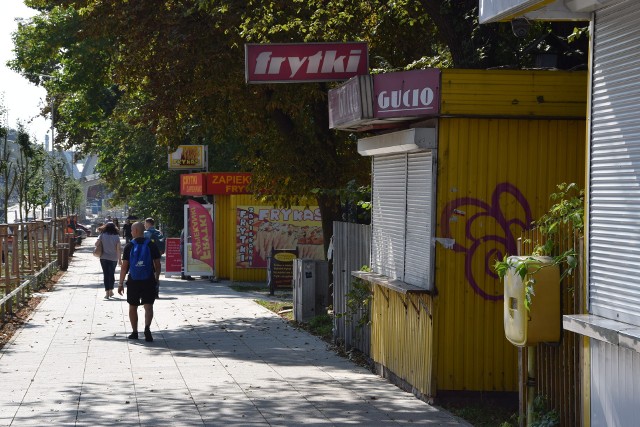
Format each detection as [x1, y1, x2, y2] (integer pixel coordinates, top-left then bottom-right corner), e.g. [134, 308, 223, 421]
[57, 243, 69, 271]
[66, 233, 76, 256]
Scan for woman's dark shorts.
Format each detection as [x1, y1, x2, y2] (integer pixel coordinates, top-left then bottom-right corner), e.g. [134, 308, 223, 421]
[126, 278, 157, 306]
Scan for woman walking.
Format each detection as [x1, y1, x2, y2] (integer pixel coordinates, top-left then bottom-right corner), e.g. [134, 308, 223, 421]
[96, 222, 122, 298]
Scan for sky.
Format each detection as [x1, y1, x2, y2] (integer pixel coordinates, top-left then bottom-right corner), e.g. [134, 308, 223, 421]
[1, 0, 50, 143]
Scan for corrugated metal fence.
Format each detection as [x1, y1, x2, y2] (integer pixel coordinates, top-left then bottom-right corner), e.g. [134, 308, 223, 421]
[332, 221, 371, 355]
[519, 225, 583, 427]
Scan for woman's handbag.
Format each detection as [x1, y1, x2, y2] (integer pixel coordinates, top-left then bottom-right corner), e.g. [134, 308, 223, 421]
[93, 238, 103, 258]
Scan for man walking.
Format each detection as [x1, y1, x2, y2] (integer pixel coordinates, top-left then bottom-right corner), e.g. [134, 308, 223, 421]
[144, 217, 165, 254]
[118, 222, 162, 342]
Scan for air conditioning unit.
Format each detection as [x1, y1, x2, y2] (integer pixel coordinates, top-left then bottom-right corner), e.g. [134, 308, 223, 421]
[293, 259, 329, 323]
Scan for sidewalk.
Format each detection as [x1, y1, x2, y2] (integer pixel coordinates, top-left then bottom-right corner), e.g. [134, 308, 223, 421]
[0, 237, 469, 426]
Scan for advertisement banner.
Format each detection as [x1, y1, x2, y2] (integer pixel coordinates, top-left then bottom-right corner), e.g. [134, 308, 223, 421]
[268, 248, 298, 290]
[188, 200, 214, 270]
[245, 42, 368, 83]
[164, 238, 182, 276]
[236, 205, 324, 268]
[186, 244, 212, 273]
[180, 173, 207, 196]
[168, 145, 207, 170]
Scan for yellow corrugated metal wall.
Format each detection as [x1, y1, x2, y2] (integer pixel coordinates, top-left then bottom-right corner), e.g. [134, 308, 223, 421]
[441, 69, 587, 118]
[216, 194, 267, 282]
[371, 286, 435, 396]
[434, 118, 585, 392]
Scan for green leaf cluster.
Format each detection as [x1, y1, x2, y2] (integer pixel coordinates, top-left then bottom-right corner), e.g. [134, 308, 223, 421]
[337, 265, 372, 328]
[493, 183, 583, 310]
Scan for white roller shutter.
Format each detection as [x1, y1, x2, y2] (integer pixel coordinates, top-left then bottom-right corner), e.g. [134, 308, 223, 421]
[589, 0, 640, 325]
[371, 151, 435, 290]
[405, 151, 434, 290]
[371, 154, 407, 280]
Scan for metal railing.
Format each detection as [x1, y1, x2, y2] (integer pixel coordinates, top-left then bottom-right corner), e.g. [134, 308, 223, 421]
[0, 216, 74, 325]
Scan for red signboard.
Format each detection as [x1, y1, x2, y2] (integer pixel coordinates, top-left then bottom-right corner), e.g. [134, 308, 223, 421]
[245, 42, 369, 83]
[180, 173, 206, 196]
[328, 75, 373, 129]
[164, 238, 182, 274]
[373, 69, 440, 118]
[206, 172, 252, 195]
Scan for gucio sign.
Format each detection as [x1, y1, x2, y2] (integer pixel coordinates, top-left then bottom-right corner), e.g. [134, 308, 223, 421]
[328, 69, 441, 130]
[374, 69, 440, 118]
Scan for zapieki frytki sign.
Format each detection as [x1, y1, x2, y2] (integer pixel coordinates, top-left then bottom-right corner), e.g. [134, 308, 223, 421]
[245, 42, 368, 83]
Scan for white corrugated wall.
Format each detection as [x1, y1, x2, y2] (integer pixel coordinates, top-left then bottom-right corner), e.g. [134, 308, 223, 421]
[590, 1, 640, 424]
[590, 0, 640, 326]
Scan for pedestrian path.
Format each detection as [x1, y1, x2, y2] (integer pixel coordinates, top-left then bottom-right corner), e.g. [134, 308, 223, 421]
[0, 237, 468, 426]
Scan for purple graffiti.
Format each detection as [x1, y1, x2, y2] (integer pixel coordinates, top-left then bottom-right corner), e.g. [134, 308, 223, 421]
[440, 182, 532, 301]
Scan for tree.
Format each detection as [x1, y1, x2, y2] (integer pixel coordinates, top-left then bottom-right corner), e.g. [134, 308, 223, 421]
[0, 97, 6, 223]
[63, 178, 83, 216]
[25, 145, 48, 220]
[0, 125, 18, 224]
[15, 124, 35, 222]
[47, 154, 67, 220]
[10, 0, 587, 249]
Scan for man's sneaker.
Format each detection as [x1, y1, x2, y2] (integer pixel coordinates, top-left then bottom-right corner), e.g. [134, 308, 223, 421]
[144, 329, 153, 342]
[128, 332, 138, 340]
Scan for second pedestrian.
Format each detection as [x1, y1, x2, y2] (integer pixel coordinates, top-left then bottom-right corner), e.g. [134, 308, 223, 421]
[96, 222, 122, 299]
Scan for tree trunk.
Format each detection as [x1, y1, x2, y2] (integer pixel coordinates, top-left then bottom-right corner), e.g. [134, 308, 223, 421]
[316, 193, 341, 260]
[418, 0, 479, 68]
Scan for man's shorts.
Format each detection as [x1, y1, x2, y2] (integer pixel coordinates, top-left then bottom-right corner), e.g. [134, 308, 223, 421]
[126, 278, 157, 306]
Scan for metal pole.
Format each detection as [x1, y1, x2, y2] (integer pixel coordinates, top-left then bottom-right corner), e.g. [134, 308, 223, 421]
[527, 345, 536, 426]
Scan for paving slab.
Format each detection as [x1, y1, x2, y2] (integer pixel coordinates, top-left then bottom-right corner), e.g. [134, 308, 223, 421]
[0, 237, 470, 426]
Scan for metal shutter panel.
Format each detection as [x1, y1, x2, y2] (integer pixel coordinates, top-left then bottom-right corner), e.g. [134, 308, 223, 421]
[371, 154, 407, 280]
[590, 0, 640, 325]
[404, 151, 434, 290]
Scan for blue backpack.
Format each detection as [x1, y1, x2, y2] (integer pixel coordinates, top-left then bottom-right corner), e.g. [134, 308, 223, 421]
[129, 239, 154, 281]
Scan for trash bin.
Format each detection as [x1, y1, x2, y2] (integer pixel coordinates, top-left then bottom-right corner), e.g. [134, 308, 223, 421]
[503, 256, 561, 346]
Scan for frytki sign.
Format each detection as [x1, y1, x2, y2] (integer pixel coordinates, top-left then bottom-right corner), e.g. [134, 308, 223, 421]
[245, 42, 368, 83]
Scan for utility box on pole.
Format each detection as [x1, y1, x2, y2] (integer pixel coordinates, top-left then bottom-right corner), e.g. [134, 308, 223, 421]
[293, 259, 329, 323]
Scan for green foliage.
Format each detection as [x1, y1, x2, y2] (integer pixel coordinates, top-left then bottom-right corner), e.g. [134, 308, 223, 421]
[64, 179, 84, 216]
[439, 400, 517, 427]
[313, 179, 371, 224]
[493, 183, 583, 310]
[535, 182, 584, 238]
[14, 126, 48, 221]
[337, 266, 373, 328]
[531, 395, 560, 427]
[10, 1, 588, 233]
[307, 314, 334, 340]
[255, 300, 293, 321]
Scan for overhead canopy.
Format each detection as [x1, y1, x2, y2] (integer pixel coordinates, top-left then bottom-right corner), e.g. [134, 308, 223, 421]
[357, 128, 437, 156]
[478, 0, 598, 23]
